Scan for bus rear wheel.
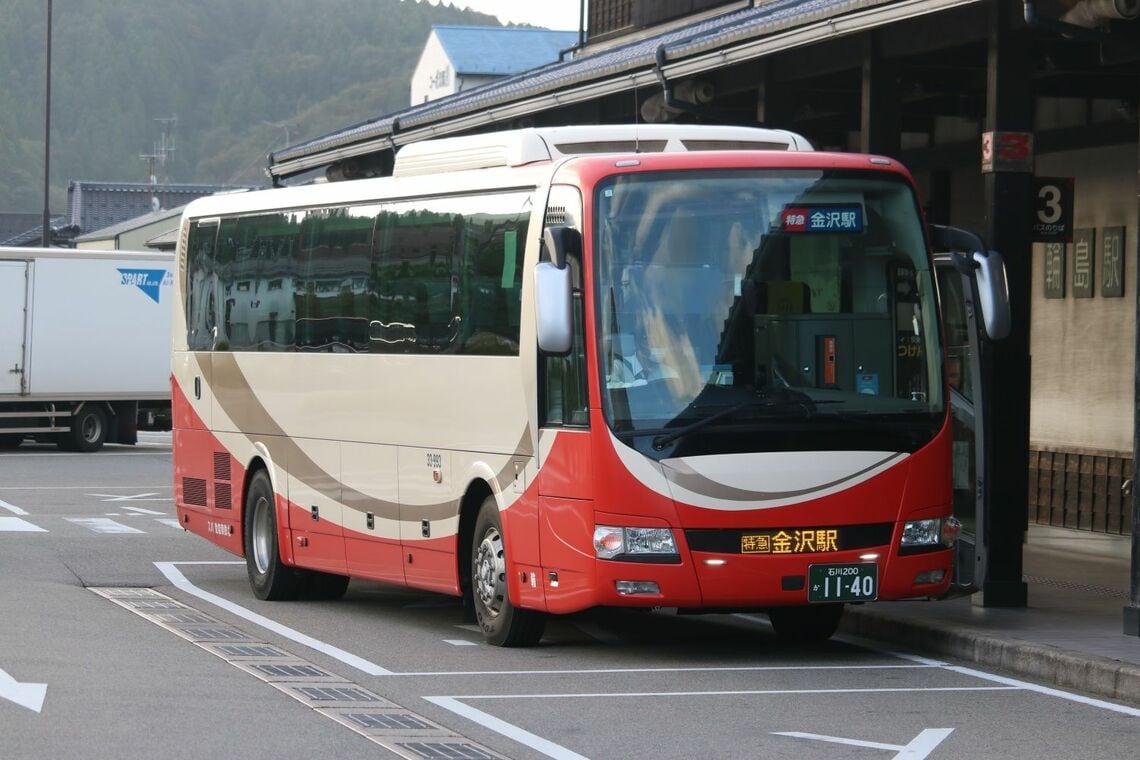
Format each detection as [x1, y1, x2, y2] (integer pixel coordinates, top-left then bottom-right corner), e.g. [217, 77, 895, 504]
[244, 470, 303, 600]
[471, 496, 545, 647]
[767, 604, 844, 643]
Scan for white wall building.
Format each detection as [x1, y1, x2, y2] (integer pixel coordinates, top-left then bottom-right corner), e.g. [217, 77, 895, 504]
[410, 25, 578, 105]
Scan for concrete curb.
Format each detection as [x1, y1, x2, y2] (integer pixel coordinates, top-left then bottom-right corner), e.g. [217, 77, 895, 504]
[841, 607, 1140, 707]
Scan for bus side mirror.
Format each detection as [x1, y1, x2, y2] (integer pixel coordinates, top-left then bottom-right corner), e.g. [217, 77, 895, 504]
[536, 225, 579, 354]
[972, 249, 1010, 341]
[535, 262, 572, 354]
[930, 224, 1011, 342]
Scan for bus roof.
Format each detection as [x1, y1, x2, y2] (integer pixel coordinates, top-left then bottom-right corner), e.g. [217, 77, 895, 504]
[391, 124, 814, 177]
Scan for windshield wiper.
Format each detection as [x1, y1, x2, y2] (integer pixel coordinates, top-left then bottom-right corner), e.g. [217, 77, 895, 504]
[651, 394, 826, 451]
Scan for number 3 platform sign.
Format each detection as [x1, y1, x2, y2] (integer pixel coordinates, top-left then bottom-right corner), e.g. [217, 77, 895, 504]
[982, 130, 1034, 174]
[1031, 176, 1074, 243]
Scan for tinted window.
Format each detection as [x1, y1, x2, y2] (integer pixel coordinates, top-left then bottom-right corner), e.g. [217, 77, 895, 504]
[184, 220, 219, 350]
[182, 191, 531, 356]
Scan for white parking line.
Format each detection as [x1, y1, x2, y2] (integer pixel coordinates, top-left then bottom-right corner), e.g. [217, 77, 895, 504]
[425, 696, 589, 760]
[66, 518, 145, 534]
[942, 664, 1140, 717]
[440, 686, 1018, 701]
[394, 663, 938, 677]
[154, 561, 393, 676]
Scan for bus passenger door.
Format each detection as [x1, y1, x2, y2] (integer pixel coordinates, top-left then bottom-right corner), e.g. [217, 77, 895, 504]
[935, 254, 987, 592]
[537, 290, 594, 602]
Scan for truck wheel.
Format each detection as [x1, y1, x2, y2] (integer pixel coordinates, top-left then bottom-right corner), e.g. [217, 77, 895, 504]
[471, 495, 545, 646]
[61, 405, 108, 452]
[0, 434, 23, 449]
[244, 470, 302, 600]
[767, 604, 844, 643]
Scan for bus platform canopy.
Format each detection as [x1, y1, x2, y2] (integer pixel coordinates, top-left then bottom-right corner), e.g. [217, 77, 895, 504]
[266, 0, 981, 183]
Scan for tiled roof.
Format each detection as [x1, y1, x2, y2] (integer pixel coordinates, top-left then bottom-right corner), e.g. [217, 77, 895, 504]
[73, 206, 185, 242]
[1, 217, 66, 247]
[432, 26, 578, 77]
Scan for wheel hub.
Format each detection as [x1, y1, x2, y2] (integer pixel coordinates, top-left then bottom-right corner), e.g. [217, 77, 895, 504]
[474, 528, 505, 616]
[252, 495, 272, 574]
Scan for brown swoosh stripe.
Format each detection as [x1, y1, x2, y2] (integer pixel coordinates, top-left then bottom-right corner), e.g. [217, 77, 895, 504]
[205, 353, 529, 522]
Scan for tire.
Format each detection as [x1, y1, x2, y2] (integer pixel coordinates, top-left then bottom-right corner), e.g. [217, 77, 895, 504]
[61, 405, 107, 452]
[0, 434, 23, 449]
[243, 470, 303, 600]
[767, 604, 844, 643]
[471, 496, 545, 646]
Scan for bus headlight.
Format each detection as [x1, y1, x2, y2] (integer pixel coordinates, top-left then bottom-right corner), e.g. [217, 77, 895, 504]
[900, 517, 959, 550]
[594, 525, 678, 560]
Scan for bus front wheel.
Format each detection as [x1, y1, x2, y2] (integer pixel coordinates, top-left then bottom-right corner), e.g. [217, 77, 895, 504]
[767, 604, 844, 643]
[471, 496, 545, 647]
[244, 470, 303, 600]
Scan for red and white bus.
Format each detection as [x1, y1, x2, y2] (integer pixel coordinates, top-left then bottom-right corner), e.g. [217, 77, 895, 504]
[172, 125, 1007, 645]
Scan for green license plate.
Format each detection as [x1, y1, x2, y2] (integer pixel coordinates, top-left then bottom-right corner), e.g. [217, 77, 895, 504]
[808, 563, 878, 602]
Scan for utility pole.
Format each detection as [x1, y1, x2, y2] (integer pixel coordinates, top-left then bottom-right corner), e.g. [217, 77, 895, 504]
[41, 0, 52, 247]
[141, 117, 177, 211]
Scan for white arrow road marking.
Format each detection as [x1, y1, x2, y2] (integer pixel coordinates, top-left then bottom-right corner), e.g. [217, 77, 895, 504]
[0, 499, 30, 515]
[772, 728, 954, 759]
[88, 493, 171, 502]
[0, 516, 46, 532]
[0, 668, 48, 713]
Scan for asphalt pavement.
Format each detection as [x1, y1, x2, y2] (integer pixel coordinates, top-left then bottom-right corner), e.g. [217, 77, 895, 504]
[842, 523, 1140, 707]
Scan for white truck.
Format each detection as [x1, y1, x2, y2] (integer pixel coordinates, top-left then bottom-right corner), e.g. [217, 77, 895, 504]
[0, 246, 173, 452]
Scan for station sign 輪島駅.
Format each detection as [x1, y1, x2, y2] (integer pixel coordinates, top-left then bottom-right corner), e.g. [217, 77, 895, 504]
[1102, 226, 1125, 298]
[1072, 228, 1094, 299]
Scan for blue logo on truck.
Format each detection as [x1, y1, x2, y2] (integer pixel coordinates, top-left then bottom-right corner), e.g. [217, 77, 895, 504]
[118, 268, 171, 304]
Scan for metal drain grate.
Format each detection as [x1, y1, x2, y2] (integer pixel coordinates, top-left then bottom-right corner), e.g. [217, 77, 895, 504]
[249, 663, 334, 679]
[397, 741, 501, 759]
[292, 685, 380, 703]
[93, 586, 507, 759]
[208, 644, 289, 658]
[344, 712, 436, 731]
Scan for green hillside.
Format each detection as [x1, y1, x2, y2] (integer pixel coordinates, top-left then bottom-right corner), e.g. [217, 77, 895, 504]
[0, 0, 503, 211]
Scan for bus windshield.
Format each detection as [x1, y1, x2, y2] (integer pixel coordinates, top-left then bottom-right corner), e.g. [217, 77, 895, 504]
[594, 168, 943, 456]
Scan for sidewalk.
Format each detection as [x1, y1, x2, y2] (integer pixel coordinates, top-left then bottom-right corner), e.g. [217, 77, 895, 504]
[841, 524, 1140, 706]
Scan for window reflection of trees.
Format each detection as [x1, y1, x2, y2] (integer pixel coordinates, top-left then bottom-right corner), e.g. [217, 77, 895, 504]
[183, 192, 530, 356]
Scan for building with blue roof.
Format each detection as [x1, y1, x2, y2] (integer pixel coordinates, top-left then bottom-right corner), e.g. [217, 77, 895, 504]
[411, 25, 578, 105]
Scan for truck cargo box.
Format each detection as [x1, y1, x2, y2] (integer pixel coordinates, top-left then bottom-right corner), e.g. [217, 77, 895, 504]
[0, 246, 173, 450]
